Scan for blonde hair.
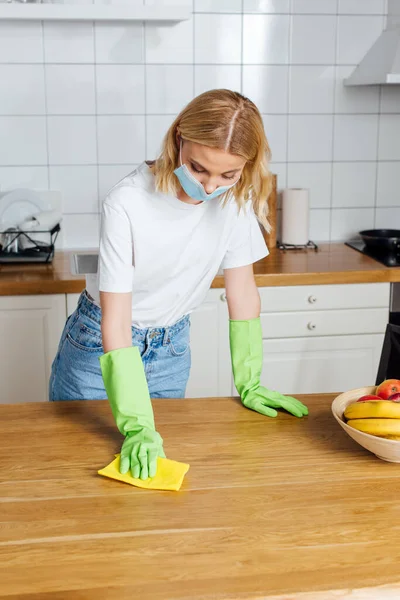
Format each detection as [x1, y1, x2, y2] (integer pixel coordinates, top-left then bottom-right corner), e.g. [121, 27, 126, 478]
[154, 89, 273, 233]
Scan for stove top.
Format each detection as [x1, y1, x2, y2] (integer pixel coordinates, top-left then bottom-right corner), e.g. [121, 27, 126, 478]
[346, 240, 400, 267]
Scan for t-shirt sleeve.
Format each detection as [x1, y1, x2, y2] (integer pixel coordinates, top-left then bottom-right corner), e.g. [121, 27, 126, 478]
[220, 203, 269, 270]
[98, 199, 134, 293]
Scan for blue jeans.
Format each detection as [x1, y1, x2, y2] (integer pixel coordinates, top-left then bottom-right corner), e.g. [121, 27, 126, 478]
[49, 290, 191, 401]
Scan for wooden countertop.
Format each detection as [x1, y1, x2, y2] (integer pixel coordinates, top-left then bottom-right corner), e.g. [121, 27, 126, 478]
[1, 395, 400, 599]
[0, 244, 399, 296]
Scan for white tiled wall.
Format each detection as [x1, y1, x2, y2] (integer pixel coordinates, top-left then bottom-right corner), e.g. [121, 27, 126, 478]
[0, 0, 399, 248]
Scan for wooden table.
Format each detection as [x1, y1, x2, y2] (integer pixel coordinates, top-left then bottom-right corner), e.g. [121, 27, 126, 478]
[1, 395, 400, 599]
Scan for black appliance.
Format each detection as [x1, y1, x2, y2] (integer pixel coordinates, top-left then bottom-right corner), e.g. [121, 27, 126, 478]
[345, 239, 400, 267]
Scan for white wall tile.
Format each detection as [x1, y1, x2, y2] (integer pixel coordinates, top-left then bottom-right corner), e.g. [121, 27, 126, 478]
[46, 65, 95, 115]
[332, 162, 376, 208]
[338, 0, 386, 14]
[289, 66, 335, 114]
[47, 117, 97, 165]
[337, 16, 384, 64]
[98, 165, 136, 205]
[0, 167, 48, 192]
[62, 214, 100, 249]
[262, 115, 288, 162]
[95, 23, 144, 64]
[146, 65, 194, 114]
[380, 87, 400, 113]
[97, 116, 145, 164]
[0, 23, 43, 64]
[310, 209, 331, 241]
[335, 66, 380, 113]
[0, 65, 45, 116]
[95, 0, 144, 5]
[147, 19, 193, 64]
[287, 163, 332, 208]
[49, 166, 98, 214]
[288, 115, 333, 162]
[144, 0, 193, 7]
[194, 65, 241, 95]
[378, 115, 400, 160]
[376, 162, 400, 207]
[195, 0, 242, 11]
[195, 14, 241, 64]
[334, 115, 379, 161]
[293, 0, 337, 13]
[291, 16, 336, 64]
[146, 115, 176, 158]
[44, 22, 94, 63]
[0, 117, 47, 166]
[96, 65, 145, 114]
[243, 15, 290, 64]
[243, 0, 291, 12]
[375, 207, 400, 229]
[331, 208, 375, 241]
[243, 66, 288, 113]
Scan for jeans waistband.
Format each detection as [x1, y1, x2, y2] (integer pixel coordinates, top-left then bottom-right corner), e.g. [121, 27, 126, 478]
[77, 290, 190, 344]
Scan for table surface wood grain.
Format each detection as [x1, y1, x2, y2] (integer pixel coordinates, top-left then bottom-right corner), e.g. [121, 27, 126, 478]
[1, 395, 400, 599]
[1, 243, 399, 296]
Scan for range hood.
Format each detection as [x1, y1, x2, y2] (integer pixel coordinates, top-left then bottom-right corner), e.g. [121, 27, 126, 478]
[345, 0, 400, 85]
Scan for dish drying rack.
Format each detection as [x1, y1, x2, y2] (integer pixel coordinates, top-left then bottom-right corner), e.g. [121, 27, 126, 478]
[0, 223, 60, 263]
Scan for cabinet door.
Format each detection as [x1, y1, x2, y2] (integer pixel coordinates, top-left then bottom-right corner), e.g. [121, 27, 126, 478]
[231, 334, 385, 396]
[186, 289, 231, 398]
[66, 293, 81, 317]
[0, 295, 66, 404]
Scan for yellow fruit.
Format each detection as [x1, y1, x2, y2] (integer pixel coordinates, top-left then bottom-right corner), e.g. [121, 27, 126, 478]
[347, 418, 400, 438]
[344, 400, 400, 421]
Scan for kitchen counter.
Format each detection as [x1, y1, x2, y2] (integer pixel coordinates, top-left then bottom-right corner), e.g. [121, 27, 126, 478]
[0, 243, 399, 296]
[1, 395, 400, 599]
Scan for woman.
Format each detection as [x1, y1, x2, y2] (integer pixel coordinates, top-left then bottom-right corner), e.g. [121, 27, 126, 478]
[49, 90, 308, 480]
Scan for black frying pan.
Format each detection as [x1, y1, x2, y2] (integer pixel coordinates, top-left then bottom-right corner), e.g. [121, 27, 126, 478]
[359, 229, 400, 253]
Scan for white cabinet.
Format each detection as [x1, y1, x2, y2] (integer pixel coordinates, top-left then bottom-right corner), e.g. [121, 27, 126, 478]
[0, 294, 66, 404]
[0, 282, 391, 403]
[247, 283, 390, 396]
[246, 334, 385, 396]
[66, 293, 81, 316]
[186, 289, 231, 398]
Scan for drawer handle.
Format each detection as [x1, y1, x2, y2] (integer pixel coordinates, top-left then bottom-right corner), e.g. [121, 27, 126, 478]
[220, 293, 227, 302]
[307, 322, 316, 331]
[308, 295, 317, 304]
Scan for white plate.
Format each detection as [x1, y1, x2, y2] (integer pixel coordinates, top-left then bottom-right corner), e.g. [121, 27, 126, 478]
[0, 189, 50, 231]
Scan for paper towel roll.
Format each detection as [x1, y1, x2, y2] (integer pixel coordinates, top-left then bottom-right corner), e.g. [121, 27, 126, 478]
[281, 188, 309, 246]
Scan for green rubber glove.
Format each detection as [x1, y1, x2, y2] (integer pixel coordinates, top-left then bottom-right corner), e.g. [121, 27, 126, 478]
[229, 317, 308, 418]
[99, 346, 165, 479]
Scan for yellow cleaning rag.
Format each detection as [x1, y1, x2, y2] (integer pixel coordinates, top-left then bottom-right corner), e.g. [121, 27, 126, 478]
[98, 455, 190, 492]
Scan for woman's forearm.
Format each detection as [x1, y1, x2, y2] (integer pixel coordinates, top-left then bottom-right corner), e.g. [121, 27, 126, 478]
[224, 264, 261, 320]
[100, 291, 133, 353]
[101, 319, 132, 354]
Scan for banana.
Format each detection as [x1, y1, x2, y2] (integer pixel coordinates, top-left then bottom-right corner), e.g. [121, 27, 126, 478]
[347, 418, 400, 438]
[344, 400, 400, 421]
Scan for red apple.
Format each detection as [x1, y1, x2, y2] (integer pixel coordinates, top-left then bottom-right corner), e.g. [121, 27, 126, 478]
[357, 394, 382, 402]
[376, 379, 400, 400]
[389, 392, 400, 402]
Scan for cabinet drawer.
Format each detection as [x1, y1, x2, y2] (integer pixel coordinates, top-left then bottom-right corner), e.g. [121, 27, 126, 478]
[260, 308, 388, 339]
[259, 283, 390, 312]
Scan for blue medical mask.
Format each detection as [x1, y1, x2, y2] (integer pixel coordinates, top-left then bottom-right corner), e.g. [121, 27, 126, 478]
[173, 142, 239, 202]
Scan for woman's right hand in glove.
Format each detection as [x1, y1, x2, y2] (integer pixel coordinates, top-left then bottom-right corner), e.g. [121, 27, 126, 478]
[120, 427, 166, 480]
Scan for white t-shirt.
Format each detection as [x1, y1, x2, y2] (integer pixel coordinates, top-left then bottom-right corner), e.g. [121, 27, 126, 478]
[86, 162, 268, 328]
